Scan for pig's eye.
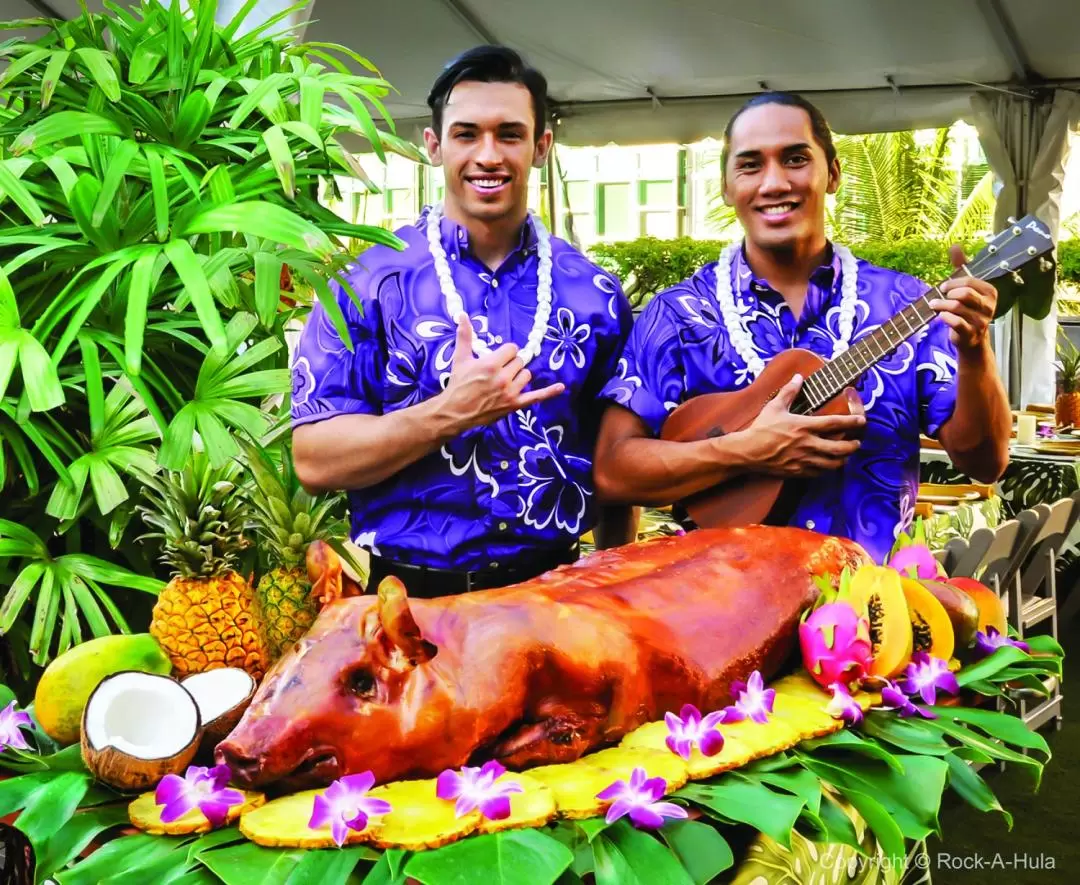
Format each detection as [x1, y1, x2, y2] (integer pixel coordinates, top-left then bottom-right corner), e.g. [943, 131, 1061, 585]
[347, 669, 376, 698]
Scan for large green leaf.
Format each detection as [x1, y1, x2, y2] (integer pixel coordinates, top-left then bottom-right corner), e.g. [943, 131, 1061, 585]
[13, 769, 91, 845]
[34, 804, 131, 879]
[591, 821, 693, 885]
[405, 830, 574, 885]
[658, 819, 734, 885]
[677, 780, 805, 848]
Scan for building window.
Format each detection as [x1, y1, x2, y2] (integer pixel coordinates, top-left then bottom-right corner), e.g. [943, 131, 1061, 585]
[598, 182, 632, 238]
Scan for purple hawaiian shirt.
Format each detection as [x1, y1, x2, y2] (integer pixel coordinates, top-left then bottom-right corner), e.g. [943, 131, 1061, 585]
[599, 244, 959, 564]
[291, 207, 633, 570]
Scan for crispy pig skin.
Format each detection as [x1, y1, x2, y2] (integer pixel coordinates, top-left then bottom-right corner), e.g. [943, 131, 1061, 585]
[217, 527, 870, 789]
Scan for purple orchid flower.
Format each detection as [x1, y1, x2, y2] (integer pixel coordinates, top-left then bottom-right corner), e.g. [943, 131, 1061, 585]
[973, 626, 1030, 659]
[436, 760, 524, 821]
[825, 683, 864, 726]
[900, 652, 960, 706]
[879, 680, 937, 719]
[664, 704, 726, 760]
[308, 771, 392, 847]
[723, 670, 776, 725]
[155, 764, 245, 829]
[596, 767, 689, 829]
[0, 701, 32, 752]
[886, 544, 940, 580]
[1038, 424, 1055, 439]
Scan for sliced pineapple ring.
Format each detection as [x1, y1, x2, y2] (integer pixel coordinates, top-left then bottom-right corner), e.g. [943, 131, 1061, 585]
[526, 762, 618, 819]
[475, 773, 557, 835]
[579, 747, 689, 791]
[240, 790, 356, 849]
[365, 778, 480, 851]
[131, 789, 265, 835]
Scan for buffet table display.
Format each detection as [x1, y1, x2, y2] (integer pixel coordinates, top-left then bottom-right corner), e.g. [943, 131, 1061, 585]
[0, 528, 1062, 885]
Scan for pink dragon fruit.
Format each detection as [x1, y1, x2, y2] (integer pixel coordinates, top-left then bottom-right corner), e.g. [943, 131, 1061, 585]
[799, 602, 873, 690]
[886, 544, 946, 580]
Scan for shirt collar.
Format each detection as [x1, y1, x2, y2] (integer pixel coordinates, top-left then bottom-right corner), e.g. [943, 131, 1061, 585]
[420, 205, 539, 263]
[732, 242, 843, 323]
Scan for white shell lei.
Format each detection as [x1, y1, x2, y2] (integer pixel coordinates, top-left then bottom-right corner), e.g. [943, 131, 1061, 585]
[426, 203, 553, 365]
[714, 242, 859, 378]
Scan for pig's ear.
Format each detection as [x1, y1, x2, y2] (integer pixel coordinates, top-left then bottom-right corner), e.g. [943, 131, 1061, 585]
[376, 576, 437, 664]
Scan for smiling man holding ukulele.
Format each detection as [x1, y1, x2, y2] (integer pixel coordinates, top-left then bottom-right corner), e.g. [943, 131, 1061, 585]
[593, 92, 1010, 563]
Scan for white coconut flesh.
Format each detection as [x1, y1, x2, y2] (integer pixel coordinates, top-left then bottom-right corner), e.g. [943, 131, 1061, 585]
[182, 668, 256, 725]
[85, 672, 200, 759]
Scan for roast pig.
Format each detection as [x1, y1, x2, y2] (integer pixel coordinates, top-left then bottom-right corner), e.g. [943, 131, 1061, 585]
[217, 527, 870, 790]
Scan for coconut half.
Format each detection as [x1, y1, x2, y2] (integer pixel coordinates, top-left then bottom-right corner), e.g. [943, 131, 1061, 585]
[81, 671, 202, 792]
[181, 667, 257, 750]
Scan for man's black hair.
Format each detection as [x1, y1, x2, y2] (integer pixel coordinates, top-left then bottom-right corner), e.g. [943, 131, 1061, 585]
[721, 91, 837, 183]
[427, 45, 549, 139]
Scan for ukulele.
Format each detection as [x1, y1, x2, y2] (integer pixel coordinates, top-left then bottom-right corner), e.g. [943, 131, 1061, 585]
[659, 215, 1055, 529]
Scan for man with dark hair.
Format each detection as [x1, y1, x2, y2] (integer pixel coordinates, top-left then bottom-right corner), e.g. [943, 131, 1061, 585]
[290, 45, 635, 596]
[592, 92, 1010, 563]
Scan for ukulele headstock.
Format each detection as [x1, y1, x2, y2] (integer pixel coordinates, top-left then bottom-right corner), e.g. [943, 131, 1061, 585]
[967, 215, 1054, 283]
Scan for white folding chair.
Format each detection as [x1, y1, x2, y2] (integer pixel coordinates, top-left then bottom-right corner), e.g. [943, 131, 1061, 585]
[1005, 497, 1078, 733]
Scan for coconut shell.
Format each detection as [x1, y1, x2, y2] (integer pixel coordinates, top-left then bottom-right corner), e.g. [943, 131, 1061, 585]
[181, 669, 256, 758]
[80, 671, 203, 792]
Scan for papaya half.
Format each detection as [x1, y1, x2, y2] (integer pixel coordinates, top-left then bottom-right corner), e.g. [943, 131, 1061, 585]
[848, 566, 913, 678]
[900, 578, 955, 661]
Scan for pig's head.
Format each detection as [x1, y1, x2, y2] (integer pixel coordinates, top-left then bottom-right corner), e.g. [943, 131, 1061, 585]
[216, 573, 463, 791]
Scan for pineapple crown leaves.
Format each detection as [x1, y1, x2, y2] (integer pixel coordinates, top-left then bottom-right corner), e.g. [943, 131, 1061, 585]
[1056, 331, 1080, 392]
[233, 433, 347, 570]
[133, 452, 251, 579]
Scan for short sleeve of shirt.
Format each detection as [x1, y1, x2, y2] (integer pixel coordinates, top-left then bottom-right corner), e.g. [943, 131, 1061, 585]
[290, 272, 386, 427]
[584, 273, 634, 399]
[599, 295, 687, 436]
[915, 297, 960, 439]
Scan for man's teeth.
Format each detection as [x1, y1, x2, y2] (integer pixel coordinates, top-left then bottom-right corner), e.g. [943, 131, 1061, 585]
[761, 204, 796, 215]
[471, 179, 507, 189]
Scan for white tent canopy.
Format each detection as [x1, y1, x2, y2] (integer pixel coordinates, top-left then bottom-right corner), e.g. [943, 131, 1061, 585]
[5, 0, 1080, 403]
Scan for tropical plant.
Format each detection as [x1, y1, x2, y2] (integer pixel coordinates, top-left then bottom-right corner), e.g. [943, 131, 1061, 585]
[1055, 329, 1080, 394]
[0, 0, 410, 667]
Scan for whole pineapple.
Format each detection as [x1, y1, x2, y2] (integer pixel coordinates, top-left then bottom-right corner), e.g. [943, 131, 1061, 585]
[139, 453, 269, 680]
[237, 436, 347, 661]
[1056, 331, 1080, 428]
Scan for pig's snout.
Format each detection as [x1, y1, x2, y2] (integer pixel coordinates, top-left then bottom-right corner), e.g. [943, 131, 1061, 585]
[216, 741, 264, 787]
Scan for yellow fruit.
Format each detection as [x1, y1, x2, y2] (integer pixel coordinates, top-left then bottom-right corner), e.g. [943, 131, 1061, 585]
[475, 773, 556, 835]
[525, 762, 618, 819]
[255, 567, 317, 661]
[150, 572, 269, 680]
[34, 633, 171, 746]
[129, 789, 265, 835]
[580, 747, 690, 792]
[240, 791, 351, 849]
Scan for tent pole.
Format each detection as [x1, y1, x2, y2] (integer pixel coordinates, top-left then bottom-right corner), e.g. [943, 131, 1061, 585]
[547, 142, 558, 238]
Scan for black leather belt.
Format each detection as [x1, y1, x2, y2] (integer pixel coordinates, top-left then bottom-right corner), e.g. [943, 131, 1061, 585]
[367, 544, 580, 598]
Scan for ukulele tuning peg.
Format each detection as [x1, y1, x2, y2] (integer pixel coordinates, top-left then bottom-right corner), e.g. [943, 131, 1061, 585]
[1040, 257, 1053, 272]
[1007, 215, 1017, 224]
[1010, 271, 1024, 285]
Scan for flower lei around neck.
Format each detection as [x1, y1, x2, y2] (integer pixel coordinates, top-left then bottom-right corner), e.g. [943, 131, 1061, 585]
[713, 242, 859, 378]
[426, 203, 553, 365]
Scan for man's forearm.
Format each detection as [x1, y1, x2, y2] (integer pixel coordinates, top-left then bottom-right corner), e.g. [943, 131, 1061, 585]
[938, 342, 1011, 483]
[293, 395, 463, 492]
[594, 435, 753, 506]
